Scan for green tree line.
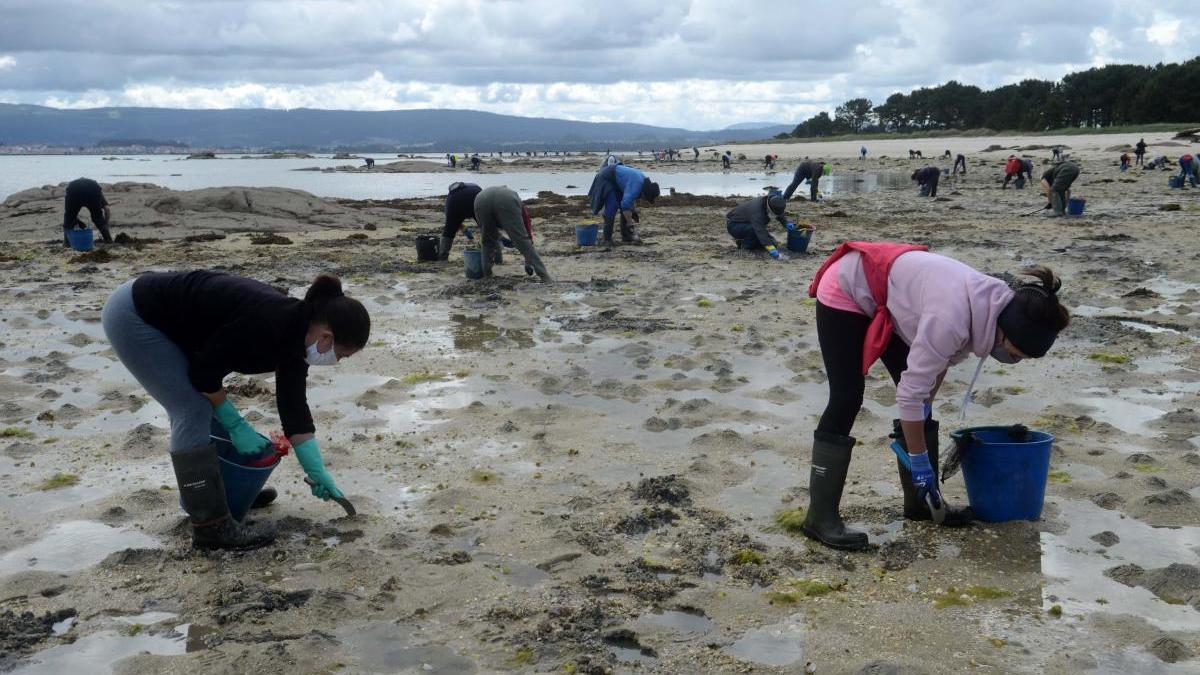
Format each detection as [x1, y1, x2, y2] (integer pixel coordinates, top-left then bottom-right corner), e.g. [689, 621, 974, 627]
[789, 57, 1200, 137]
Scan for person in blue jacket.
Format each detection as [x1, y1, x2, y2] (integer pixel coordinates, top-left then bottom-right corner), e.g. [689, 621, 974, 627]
[587, 163, 660, 247]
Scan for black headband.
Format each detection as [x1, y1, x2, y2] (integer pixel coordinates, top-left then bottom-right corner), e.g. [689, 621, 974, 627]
[997, 285, 1058, 358]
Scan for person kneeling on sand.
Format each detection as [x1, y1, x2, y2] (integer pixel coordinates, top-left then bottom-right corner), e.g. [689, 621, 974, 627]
[101, 272, 370, 550]
[587, 163, 660, 248]
[1041, 160, 1080, 217]
[471, 186, 552, 282]
[798, 243, 1070, 550]
[726, 189, 792, 261]
[911, 166, 940, 197]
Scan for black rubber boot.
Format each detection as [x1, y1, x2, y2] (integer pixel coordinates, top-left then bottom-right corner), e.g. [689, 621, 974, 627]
[892, 419, 973, 526]
[250, 488, 277, 510]
[800, 431, 869, 551]
[437, 236, 453, 261]
[171, 445, 276, 550]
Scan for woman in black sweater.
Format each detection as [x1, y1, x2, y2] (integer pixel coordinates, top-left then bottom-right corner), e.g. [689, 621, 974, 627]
[102, 271, 370, 550]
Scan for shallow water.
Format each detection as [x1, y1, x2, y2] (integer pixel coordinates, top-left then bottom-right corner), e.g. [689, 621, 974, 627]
[0, 154, 795, 201]
[0, 521, 158, 574]
[724, 615, 806, 667]
[1040, 498, 1200, 631]
[13, 629, 185, 674]
[635, 608, 715, 636]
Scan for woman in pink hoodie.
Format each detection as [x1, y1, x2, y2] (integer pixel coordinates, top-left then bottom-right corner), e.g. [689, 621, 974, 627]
[799, 242, 1071, 550]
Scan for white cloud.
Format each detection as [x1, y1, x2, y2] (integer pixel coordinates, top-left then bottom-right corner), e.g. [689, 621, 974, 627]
[1145, 18, 1180, 46]
[0, 1, 1195, 128]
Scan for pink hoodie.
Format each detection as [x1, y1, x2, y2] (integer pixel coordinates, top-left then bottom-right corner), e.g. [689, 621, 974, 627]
[834, 251, 1015, 421]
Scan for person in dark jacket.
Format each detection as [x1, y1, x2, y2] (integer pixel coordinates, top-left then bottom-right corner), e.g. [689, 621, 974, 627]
[726, 191, 791, 260]
[911, 166, 940, 197]
[952, 154, 966, 175]
[1134, 138, 1147, 166]
[722, 151, 732, 170]
[587, 164, 660, 247]
[1041, 161, 1080, 217]
[63, 177, 113, 246]
[101, 272, 370, 550]
[1019, 158, 1035, 181]
[440, 182, 484, 260]
[783, 160, 826, 202]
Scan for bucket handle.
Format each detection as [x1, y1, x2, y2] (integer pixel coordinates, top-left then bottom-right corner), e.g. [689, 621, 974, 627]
[943, 424, 1030, 483]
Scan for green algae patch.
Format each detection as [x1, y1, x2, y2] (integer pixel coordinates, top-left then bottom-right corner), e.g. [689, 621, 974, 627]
[469, 469, 499, 484]
[731, 549, 764, 566]
[696, 298, 713, 308]
[1046, 470, 1072, 484]
[774, 508, 807, 533]
[38, 473, 80, 491]
[508, 647, 535, 667]
[1088, 352, 1130, 364]
[767, 578, 838, 605]
[402, 372, 449, 386]
[1, 427, 33, 439]
[933, 585, 1010, 609]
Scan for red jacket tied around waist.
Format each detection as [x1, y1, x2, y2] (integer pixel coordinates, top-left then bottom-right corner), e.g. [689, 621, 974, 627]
[808, 241, 929, 375]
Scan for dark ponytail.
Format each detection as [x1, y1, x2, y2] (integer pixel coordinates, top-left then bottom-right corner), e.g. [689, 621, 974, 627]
[1013, 266, 1070, 332]
[997, 265, 1070, 358]
[305, 274, 371, 350]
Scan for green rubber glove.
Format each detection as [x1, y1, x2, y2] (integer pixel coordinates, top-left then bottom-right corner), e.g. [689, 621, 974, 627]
[213, 400, 269, 456]
[294, 439, 344, 501]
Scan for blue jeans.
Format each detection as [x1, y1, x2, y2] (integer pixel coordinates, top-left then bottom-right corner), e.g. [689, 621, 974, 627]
[102, 281, 212, 453]
[1180, 159, 1198, 187]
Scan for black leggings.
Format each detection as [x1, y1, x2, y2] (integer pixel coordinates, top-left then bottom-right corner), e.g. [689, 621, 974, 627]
[816, 301, 910, 436]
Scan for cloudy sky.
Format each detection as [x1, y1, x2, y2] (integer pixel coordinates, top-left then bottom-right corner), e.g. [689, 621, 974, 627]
[0, 0, 1194, 130]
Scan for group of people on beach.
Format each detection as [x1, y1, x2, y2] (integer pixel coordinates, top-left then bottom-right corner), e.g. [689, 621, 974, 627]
[65, 144, 1081, 553]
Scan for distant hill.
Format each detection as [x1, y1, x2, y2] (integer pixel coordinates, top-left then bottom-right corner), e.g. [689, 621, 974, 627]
[724, 122, 788, 131]
[0, 104, 785, 152]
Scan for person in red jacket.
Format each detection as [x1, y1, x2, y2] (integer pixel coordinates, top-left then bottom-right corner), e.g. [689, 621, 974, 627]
[1002, 156, 1023, 188]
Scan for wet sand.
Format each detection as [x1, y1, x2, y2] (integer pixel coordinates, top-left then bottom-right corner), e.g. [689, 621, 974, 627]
[0, 150, 1198, 674]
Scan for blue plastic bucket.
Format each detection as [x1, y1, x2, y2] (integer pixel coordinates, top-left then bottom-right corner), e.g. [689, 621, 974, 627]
[209, 418, 279, 522]
[951, 426, 1054, 522]
[1169, 176, 1183, 188]
[66, 228, 94, 252]
[1066, 197, 1086, 217]
[575, 223, 599, 246]
[464, 249, 483, 279]
[786, 228, 812, 253]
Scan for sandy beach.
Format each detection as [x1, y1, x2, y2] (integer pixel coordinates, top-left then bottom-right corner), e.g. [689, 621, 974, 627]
[0, 138, 1198, 674]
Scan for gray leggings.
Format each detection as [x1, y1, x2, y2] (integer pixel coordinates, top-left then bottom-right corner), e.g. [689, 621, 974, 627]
[102, 281, 212, 453]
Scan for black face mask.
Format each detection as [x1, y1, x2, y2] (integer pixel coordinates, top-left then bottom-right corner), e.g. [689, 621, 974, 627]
[990, 339, 1021, 364]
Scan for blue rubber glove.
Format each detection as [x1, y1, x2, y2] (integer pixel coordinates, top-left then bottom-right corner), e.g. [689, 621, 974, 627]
[891, 442, 943, 506]
[785, 222, 797, 232]
[213, 400, 269, 456]
[463, 228, 475, 242]
[767, 245, 781, 259]
[294, 439, 344, 501]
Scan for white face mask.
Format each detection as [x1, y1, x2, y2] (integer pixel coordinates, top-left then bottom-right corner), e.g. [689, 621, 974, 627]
[305, 339, 338, 367]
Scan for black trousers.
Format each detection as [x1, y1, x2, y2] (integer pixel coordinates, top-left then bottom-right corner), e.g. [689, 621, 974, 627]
[816, 301, 910, 435]
[63, 193, 112, 244]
